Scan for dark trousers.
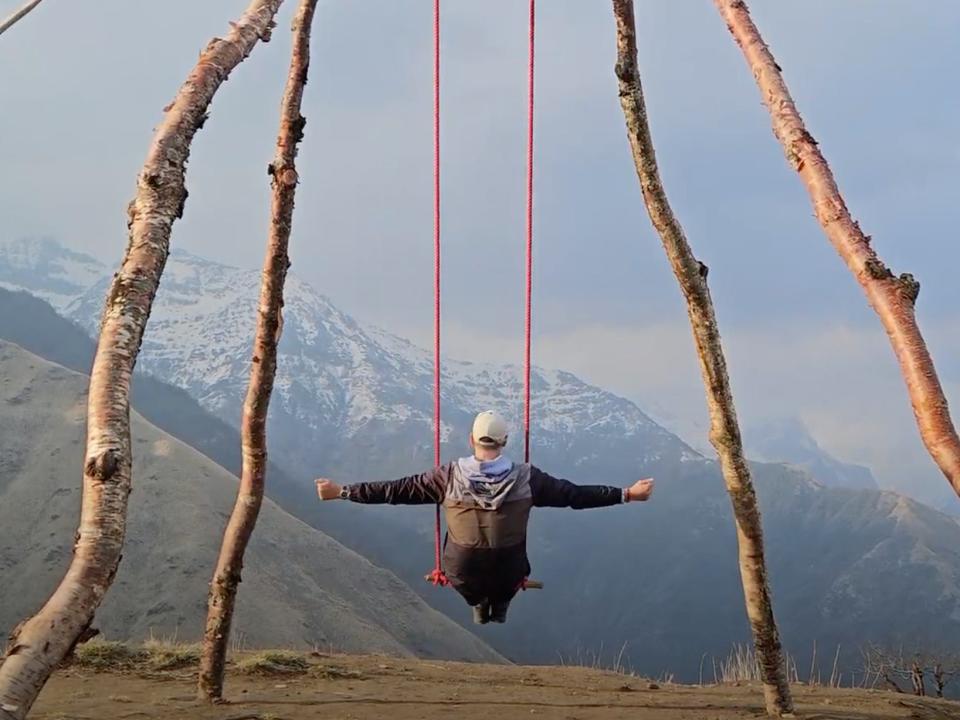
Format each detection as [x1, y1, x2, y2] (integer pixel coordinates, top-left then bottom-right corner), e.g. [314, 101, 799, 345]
[443, 540, 530, 606]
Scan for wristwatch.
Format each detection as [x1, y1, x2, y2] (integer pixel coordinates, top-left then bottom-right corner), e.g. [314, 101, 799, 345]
[622, 487, 630, 503]
[339, 485, 351, 500]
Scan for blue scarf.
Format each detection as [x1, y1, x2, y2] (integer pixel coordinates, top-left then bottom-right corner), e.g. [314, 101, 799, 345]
[455, 455, 517, 509]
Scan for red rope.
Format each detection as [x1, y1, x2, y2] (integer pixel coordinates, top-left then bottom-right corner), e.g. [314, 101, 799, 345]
[523, 0, 535, 464]
[433, 0, 441, 471]
[430, 0, 448, 587]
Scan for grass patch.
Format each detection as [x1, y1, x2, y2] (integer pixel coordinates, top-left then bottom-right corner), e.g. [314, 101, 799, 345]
[313, 664, 364, 680]
[72, 637, 201, 672]
[142, 637, 201, 670]
[237, 651, 310, 676]
[73, 640, 148, 670]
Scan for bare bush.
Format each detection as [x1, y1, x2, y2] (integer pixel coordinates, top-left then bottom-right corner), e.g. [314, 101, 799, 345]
[863, 645, 959, 698]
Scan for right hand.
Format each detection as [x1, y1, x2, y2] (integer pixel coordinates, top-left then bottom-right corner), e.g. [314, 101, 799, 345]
[315, 478, 343, 501]
[626, 478, 655, 502]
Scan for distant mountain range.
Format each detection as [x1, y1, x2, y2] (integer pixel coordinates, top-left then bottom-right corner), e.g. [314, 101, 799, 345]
[746, 417, 879, 490]
[2, 237, 958, 682]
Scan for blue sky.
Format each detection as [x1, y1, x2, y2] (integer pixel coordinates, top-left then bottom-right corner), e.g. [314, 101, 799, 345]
[2, 1, 959, 506]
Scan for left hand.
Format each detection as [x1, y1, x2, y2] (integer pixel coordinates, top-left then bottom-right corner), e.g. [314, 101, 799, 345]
[315, 478, 343, 501]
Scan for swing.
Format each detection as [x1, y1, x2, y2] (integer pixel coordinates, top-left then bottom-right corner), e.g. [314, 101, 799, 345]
[424, 0, 543, 593]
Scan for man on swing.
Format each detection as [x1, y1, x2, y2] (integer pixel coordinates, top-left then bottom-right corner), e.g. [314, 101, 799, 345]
[316, 410, 655, 625]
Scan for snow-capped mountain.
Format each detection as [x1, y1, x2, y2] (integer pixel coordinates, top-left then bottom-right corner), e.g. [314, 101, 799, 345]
[0, 237, 106, 310]
[52, 245, 689, 479]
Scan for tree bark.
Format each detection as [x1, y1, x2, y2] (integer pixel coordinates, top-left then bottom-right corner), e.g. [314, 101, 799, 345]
[0, 3, 284, 718]
[610, 1, 793, 716]
[198, 0, 317, 702]
[713, 0, 960, 498]
[0, 0, 44, 37]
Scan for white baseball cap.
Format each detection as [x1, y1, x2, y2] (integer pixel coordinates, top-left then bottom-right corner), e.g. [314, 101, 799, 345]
[472, 410, 509, 448]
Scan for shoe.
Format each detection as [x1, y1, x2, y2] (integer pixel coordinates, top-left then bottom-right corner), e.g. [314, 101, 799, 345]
[489, 602, 509, 624]
[472, 601, 490, 625]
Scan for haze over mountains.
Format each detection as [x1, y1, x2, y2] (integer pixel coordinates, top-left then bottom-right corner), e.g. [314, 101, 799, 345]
[2, 237, 959, 681]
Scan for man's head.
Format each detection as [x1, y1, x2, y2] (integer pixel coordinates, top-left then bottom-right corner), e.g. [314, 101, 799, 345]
[470, 410, 508, 457]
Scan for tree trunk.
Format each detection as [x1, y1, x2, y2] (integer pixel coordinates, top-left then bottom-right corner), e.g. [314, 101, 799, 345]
[610, 1, 793, 715]
[198, 0, 317, 702]
[0, 3, 284, 718]
[0, 0, 44, 37]
[713, 0, 960, 498]
[911, 660, 926, 697]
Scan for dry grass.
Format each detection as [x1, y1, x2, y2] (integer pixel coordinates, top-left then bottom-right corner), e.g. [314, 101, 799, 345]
[236, 650, 311, 676]
[711, 643, 846, 688]
[558, 641, 642, 678]
[73, 640, 149, 670]
[142, 637, 202, 670]
[312, 664, 364, 680]
[72, 636, 201, 672]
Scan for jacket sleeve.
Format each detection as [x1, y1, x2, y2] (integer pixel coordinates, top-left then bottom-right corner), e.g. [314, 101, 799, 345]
[347, 465, 447, 505]
[529, 466, 624, 509]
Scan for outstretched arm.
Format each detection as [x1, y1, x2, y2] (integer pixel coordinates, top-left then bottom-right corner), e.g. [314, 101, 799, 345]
[530, 467, 654, 509]
[316, 467, 447, 505]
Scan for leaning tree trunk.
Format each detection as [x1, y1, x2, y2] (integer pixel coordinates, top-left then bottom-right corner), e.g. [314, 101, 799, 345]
[198, 0, 317, 702]
[713, 0, 960, 498]
[0, 2, 284, 718]
[611, 1, 793, 715]
[0, 0, 44, 37]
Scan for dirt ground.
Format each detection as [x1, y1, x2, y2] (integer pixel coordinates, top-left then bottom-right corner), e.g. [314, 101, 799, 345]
[29, 653, 960, 720]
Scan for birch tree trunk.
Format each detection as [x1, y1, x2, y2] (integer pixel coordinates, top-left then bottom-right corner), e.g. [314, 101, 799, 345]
[0, 0, 44, 37]
[611, 1, 793, 715]
[0, 3, 284, 718]
[198, 0, 317, 701]
[713, 0, 960, 498]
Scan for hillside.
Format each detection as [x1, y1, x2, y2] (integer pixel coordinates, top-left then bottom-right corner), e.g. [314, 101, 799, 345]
[0, 285, 302, 523]
[29, 649, 960, 720]
[0, 341, 500, 662]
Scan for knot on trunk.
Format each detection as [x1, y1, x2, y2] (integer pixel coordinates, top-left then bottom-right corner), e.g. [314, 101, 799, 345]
[5, 619, 27, 655]
[259, 19, 277, 43]
[864, 258, 893, 281]
[697, 261, 710, 280]
[215, 568, 243, 587]
[175, 187, 189, 220]
[614, 59, 636, 86]
[84, 450, 120, 482]
[897, 273, 920, 305]
[292, 114, 307, 144]
[785, 130, 817, 172]
[278, 167, 299, 187]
